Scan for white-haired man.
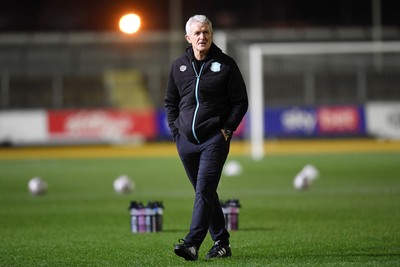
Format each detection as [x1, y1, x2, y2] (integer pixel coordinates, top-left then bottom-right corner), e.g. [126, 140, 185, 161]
[165, 14, 248, 261]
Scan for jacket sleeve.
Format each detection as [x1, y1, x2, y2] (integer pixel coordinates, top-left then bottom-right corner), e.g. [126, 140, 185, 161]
[223, 60, 249, 132]
[164, 64, 180, 139]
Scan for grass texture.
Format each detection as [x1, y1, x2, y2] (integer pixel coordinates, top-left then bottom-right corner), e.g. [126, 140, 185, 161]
[0, 148, 399, 266]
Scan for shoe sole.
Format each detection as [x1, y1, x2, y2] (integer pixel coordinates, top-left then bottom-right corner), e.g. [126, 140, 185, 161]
[205, 254, 232, 260]
[174, 248, 197, 261]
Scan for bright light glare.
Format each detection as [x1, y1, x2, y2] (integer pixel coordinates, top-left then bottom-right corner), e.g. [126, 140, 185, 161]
[119, 14, 141, 34]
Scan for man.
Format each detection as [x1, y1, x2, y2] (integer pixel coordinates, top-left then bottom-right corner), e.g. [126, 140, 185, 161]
[165, 14, 248, 261]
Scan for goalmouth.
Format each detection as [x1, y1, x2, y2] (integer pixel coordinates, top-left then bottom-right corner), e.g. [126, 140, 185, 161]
[248, 41, 400, 160]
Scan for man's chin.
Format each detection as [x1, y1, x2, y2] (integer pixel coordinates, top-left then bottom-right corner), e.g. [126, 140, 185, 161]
[196, 45, 210, 51]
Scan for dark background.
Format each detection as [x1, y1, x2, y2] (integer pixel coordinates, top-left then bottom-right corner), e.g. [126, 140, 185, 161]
[0, 0, 399, 32]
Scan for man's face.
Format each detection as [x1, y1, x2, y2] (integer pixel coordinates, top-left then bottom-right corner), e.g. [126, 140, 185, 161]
[185, 21, 213, 55]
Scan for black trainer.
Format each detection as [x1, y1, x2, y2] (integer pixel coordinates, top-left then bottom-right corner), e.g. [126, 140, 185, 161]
[174, 238, 198, 261]
[205, 240, 232, 259]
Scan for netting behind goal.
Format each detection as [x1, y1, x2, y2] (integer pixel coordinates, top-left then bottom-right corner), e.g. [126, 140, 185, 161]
[248, 41, 400, 160]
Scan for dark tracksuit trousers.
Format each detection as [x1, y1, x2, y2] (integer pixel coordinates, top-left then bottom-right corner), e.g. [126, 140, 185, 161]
[176, 131, 231, 250]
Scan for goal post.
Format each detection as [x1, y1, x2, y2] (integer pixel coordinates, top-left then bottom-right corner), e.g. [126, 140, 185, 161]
[248, 41, 400, 160]
[249, 45, 264, 161]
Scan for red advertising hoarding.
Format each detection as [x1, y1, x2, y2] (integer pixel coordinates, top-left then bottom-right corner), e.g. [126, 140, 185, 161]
[48, 109, 156, 141]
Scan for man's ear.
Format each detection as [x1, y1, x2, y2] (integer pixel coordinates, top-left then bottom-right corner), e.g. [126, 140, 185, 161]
[185, 35, 191, 43]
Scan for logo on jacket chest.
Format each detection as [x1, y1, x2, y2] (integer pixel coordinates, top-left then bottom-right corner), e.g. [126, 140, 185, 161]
[210, 62, 221, 72]
[180, 65, 187, 72]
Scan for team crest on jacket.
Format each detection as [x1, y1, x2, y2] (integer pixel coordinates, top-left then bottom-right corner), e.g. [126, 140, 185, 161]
[179, 65, 187, 72]
[210, 62, 221, 72]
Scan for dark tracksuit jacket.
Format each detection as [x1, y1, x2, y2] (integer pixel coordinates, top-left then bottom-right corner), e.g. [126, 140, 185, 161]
[165, 43, 248, 144]
[164, 43, 248, 247]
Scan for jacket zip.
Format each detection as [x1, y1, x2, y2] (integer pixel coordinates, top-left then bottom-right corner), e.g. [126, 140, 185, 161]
[191, 61, 205, 144]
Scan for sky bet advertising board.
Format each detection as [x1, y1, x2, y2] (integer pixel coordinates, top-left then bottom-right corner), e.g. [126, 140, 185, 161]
[264, 106, 366, 138]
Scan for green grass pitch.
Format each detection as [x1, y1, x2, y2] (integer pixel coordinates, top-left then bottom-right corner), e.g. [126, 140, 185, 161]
[0, 149, 399, 266]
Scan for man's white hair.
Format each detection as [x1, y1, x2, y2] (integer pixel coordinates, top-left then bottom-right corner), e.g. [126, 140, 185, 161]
[185, 15, 213, 35]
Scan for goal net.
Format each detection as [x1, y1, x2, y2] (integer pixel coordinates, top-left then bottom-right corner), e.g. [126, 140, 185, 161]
[248, 41, 400, 160]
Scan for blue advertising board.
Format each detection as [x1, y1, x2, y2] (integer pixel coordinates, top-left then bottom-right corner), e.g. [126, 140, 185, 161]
[265, 106, 366, 138]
